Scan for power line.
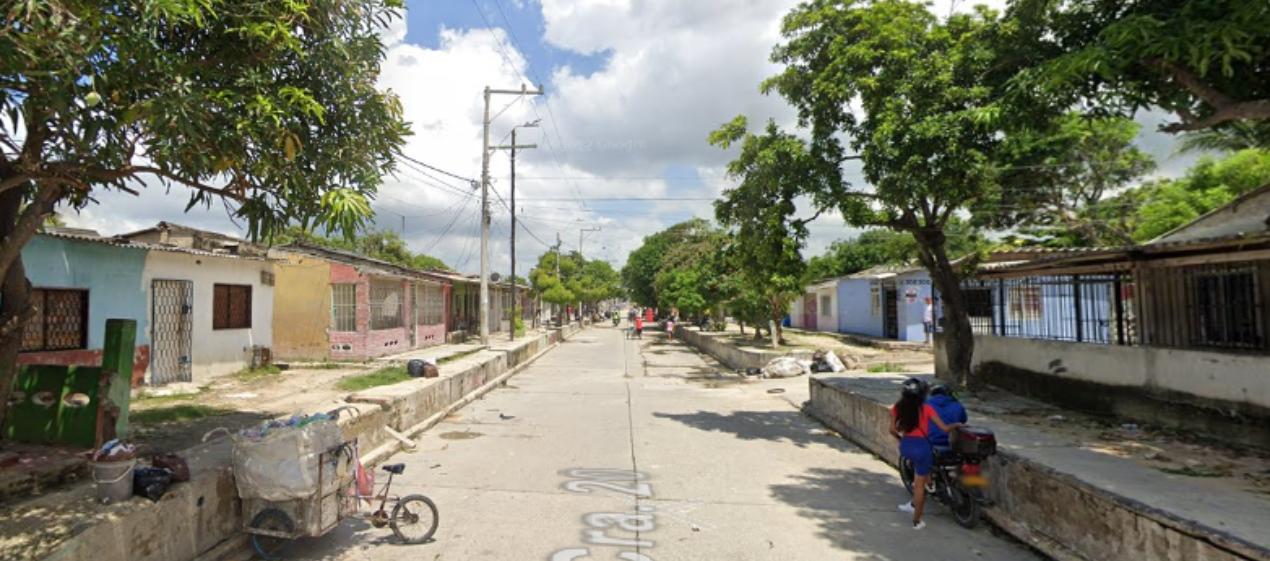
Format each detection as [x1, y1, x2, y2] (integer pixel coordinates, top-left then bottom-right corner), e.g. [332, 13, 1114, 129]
[398, 153, 478, 185]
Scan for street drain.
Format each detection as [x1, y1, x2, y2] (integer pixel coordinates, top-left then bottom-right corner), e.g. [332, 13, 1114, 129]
[439, 431, 484, 440]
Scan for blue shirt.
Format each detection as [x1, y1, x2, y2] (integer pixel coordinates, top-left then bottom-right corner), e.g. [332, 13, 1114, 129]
[926, 394, 967, 447]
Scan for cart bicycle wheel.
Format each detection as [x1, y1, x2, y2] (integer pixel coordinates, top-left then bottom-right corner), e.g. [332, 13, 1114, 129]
[390, 495, 439, 544]
[250, 508, 295, 560]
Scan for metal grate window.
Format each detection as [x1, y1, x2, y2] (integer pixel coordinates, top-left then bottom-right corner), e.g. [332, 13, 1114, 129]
[212, 284, 252, 330]
[1186, 265, 1263, 350]
[416, 283, 444, 325]
[369, 279, 403, 330]
[21, 288, 88, 352]
[961, 274, 1138, 346]
[331, 284, 357, 332]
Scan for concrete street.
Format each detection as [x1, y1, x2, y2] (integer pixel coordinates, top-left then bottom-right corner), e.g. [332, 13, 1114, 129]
[285, 326, 1042, 561]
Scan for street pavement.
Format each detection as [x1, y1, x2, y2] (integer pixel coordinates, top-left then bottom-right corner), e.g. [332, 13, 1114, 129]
[285, 326, 1043, 561]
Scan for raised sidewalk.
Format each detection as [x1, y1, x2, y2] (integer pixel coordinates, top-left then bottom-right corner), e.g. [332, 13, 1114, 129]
[808, 374, 1270, 561]
[0, 323, 583, 561]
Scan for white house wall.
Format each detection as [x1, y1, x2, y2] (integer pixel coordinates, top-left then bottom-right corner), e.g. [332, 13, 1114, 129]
[141, 251, 274, 383]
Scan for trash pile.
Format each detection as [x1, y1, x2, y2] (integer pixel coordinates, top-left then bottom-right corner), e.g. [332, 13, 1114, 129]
[232, 411, 344, 501]
[92, 439, 136, 462]
[237, 412, 334, 440]
[759, 349, 848, 378]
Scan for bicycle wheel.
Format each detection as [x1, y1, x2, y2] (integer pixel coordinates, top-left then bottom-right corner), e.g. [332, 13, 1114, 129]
[250, 508, 295, 560]
[391, 494, 439, 544]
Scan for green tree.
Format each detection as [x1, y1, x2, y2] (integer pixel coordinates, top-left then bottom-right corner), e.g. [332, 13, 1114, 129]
[1178, 121, 1270, 155]
[989, 113, 1156, 246]
[1012, 0, 1270, 133]
[621, 219, 722, 309]
[274, 226, 451, 271]
[0, 0, 409, 423]
[751, 1, 1017, 383]
[709, 120, 819, 345]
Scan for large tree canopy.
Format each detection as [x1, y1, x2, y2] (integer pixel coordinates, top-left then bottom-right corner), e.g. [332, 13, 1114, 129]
[0, 0, 409, 423]
[1012, 0, 1270, 133]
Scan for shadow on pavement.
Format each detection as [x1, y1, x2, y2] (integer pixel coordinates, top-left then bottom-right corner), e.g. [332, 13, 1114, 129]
[652, 409, 857, 450]
[769, 466, 920, 556]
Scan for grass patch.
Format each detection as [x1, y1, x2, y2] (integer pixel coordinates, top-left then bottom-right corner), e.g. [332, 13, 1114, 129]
[291, 361, 358, 370]
[234, 365, 282, 383]
[866, 362, 909, 373]
[132, 404, 235, 425]
[336, 366, 411, 392]
[134, 392, 199, 406]
[1158, 465, 1227, 478]
[439, 348, 482, 364]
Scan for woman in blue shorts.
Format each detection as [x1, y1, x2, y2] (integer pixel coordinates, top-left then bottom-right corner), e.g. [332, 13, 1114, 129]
[890, 377, 961, 529]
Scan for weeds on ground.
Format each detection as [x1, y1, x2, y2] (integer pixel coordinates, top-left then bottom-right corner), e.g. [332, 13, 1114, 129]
[1157, 465, 1228, 478]
[134, 392, 199, 406]
[335, 366, 411, 392]
[866, 362, 908, 373]
[132, 404, 236, 425]
[439, 348, 481, 364]
[234, 365, 282, 383]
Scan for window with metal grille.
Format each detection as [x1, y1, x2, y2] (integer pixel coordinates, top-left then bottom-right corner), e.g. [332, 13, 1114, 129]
[331, 284, 357, 332]
[1008, 286, 1043, 322]
[870, 285, 881, 316]
[819, 295, 832, 317]
[212, 284, 252, 330]
[415, 284, 444, 325]
[20, 288, 88, 352]
[370, 279, 402, 330]
[1188, 266, 1263, 350]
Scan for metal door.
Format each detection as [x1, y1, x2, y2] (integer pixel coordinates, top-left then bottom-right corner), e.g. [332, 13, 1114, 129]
[151, 280, 193, 384]
[884, 287, 899, 339]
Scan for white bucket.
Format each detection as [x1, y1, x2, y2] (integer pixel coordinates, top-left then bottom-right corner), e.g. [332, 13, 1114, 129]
[92, 458, 136, 504]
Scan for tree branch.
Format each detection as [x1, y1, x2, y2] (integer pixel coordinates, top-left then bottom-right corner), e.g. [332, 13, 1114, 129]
[1160, 100, 1270, 133]
[1147, 58, 1270, 132]
[0, 183, 63, 280]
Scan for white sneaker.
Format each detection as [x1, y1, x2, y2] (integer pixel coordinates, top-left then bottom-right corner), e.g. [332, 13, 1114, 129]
[898, 501, 915, 513]
[913, 520, 926, 530]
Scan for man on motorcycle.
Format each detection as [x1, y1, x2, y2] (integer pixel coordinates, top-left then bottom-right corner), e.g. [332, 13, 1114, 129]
[926, 384, 967, 451]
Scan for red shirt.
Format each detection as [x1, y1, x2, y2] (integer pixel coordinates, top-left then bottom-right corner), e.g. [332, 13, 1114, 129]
[634, 317, 643, 329]
[891, 403, 938, 438]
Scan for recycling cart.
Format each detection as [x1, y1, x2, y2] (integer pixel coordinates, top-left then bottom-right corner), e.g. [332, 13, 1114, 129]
[231, 418, 354, 559]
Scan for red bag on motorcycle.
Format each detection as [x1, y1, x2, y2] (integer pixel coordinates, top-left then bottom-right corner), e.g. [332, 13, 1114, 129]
[952, 426, 997, 458]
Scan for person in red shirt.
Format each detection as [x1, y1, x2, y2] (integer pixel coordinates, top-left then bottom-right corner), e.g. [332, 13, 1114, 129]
[890, 377, 961, 530]
[633, 315, 643, 339]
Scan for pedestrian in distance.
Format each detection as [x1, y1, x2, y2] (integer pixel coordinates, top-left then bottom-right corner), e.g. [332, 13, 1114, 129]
[634, 315, 643, 339]
[890, 377, 962, 530]
[923, 297, 935, 344]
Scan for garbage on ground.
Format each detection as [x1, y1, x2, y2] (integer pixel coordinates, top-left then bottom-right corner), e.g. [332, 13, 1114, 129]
[810, 350, 846, 373]
[1047, 415, 1066, 423]
[92, 439, 136, 462]
[408, 358, 440, 378]
[133, 466, 174, 502]
[1121, 423, 1140, 431]
[762, 356, 808, 378]
[151, 453, 190, 482]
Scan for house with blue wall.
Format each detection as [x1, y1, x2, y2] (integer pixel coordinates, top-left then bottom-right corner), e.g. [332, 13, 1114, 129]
[836, 265, 933, 342]
[18, 230, 150, 383]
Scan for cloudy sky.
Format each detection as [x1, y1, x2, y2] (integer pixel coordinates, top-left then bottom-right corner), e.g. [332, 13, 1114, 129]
[62, 0, 1205, 276]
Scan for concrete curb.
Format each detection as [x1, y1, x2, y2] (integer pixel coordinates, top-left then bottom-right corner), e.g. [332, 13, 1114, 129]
[806, 376, 1270, 561]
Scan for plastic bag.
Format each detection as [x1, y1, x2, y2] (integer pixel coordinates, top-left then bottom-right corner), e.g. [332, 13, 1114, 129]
[133, 467, 173, 502]
[762, 356, 808, 378]
[232, 420, 342, 500]
[151, 453, 190, 482]
[822, 351, 846, 373]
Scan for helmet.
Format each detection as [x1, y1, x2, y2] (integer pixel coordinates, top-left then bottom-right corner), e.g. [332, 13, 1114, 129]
[929, 384, 952, 397]
[901, 377, 928, 397]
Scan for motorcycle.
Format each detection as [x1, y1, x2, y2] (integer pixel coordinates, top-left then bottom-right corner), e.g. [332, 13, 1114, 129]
[899, 426, 996, 528]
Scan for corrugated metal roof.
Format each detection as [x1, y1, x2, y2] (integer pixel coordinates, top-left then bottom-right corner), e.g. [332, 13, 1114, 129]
[36, 231, 270, 261]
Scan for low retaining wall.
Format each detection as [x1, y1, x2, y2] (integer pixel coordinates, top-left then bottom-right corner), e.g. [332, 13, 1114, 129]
[807, 376, 1269, 561]
[7, 325, 581, 561]
[674, 326, 812, 370]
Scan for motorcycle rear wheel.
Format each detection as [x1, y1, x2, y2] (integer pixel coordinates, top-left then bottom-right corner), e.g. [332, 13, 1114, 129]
[949, 484, 980, 529]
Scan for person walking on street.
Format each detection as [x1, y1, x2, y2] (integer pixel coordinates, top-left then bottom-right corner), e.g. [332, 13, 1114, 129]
[634, 315, 644, 339]
[890, 377, 962, 530]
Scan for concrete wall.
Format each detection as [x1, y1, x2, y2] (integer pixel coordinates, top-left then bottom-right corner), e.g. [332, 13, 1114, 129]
[18, 235, 151, 382]
[141, 251, 274, 383]
[939, 334, 1270, 447]
[271, 253, 332, 361]
[807, 377, 1265, 561]
[674, 326, 812, 370]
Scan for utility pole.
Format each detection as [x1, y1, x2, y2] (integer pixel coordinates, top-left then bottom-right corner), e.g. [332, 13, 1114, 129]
[479, 84, 543, 346]
[577, 226, 601, 321]
[491, 121, 539, 341]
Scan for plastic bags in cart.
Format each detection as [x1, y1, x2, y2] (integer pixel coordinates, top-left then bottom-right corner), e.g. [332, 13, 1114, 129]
[232, 415, 343, 501]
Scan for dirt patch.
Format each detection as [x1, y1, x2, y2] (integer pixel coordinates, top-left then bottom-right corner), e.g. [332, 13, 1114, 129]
[439, 431, 484, 441]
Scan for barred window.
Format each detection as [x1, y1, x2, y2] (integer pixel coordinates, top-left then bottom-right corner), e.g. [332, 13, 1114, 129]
[212, 284, 252, 330]
[21, 288, 88, 352]
[1189, 267, 1263, 349]
[870, 285, 881, 317]
[370, 279, 403, 330]
[331, 284, 357, 332]
[416, 284, 444, 325]
[1008, 286, 1043, 322]
[819, 295, 832, 317]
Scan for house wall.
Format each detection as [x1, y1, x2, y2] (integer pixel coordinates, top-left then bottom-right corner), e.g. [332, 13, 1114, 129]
[141, 251, 273, 382]
[895, 271, 933, 342]
[811, 285, 837, 333]
[17, 235, 151, 382]
[837, 279, 883, 337]
[937, 334, 1270, 447]
[271, 253, 332, 361]
[327, 263, 414, 360]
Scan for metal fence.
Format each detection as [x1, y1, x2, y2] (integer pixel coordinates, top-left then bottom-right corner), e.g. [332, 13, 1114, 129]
[961, 273, 1139, 346]
[962, 259, 1270, 353]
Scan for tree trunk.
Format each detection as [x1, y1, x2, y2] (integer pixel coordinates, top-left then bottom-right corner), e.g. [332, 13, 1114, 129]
[0, 184, 31, 427]
[912, 228, 977, 388]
